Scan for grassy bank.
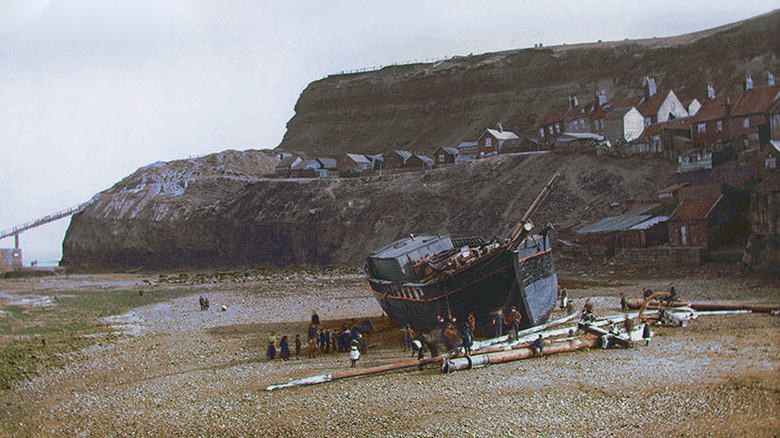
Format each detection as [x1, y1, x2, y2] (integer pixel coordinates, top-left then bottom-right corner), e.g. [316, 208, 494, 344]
[0, 283, 202, 390]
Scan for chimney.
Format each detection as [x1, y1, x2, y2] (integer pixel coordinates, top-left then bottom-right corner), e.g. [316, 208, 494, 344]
[707, 85, 716, 100]
[769, 71, 776, 87]
[745, 73, 753, 91]
[496, 123, 503, 132]
[644, 76, 657, 100]
[569, 95, 578, 108]
[595, 90, 607, 108]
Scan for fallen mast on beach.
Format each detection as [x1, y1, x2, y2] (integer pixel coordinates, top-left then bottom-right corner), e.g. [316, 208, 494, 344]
[265, 302, 779, 390]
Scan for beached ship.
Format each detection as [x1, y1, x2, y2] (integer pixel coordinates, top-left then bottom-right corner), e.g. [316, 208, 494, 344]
[364, 175, 559, 335]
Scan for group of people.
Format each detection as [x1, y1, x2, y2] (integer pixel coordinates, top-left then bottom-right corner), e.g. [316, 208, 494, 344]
[491, 306, 524, 339]
[265, 311, 367, 367]
[402, 312, 477, 359]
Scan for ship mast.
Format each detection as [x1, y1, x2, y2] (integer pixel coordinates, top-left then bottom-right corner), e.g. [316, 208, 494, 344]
[508, 173, 559, 250]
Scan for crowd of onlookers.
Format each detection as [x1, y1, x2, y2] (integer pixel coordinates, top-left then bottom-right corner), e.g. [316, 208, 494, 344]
[263, 311, 371, 367]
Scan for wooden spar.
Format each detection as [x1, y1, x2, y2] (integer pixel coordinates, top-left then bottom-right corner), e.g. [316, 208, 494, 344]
[443, 336, 599, 373]
[628, 301, 780, 314]
[508, 173, 560, 249]
[577, 322, 633, 348]
[265, 357, 442, 391]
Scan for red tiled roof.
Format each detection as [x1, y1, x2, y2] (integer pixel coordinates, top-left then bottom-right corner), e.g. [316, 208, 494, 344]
[689, 93, 740, 122]
[730, 86, 780, 116]
[538, 105, 568, 127]
[637, 91, 668, 117]
[669, 197, 721, 221]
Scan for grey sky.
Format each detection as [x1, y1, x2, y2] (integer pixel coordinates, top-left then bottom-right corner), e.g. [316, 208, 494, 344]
[1, 0, 777, 264]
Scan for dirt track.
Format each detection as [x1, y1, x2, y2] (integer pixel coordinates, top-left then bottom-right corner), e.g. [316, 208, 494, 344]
[0, 267, 778, 437]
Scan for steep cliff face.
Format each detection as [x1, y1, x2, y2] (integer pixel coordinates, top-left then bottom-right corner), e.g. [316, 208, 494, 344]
[62, 150, 674, 271]
[278, 10, 779, 157]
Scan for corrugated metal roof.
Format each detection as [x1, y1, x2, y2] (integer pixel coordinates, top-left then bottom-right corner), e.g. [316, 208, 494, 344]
[576, 204, 662, 234]
[629, 216, 668, 230]
[345, 153, 371, 164]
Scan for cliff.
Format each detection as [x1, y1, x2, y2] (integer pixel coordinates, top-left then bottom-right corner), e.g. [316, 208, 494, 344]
[61, 12, 779, 272]
[62, 151, 674, 271]
[278, 10, 779, 157]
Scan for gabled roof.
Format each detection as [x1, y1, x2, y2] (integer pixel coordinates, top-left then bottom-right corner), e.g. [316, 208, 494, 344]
[275, 155, 301, 169]
[291, 159, 319, 171]
[484, 128, 520, 141]
[668, 196, 722, 221]
[316, 157, 337, 169]
[457, 141, 478, 150]
[437, 147, 459, 156]
[386, 150, 412, 161]
[538, 105, 569, 127]
[690, 93, 739, 122]
[345, 153, 372, 165]
[730, 86, 780, 116]
[411, 155, 435, 166]
[637, 90, 670, 117]
[637, 117, 692, 140]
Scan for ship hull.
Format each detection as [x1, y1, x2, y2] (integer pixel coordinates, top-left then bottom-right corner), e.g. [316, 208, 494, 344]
[367, 244, 557, 336]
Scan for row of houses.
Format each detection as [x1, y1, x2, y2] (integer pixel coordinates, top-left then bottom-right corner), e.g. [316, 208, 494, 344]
[273, 150, 437, 178]
[571, 182, 748, 264]
[538, 73, 779, 173]
[273, 125, 542, 178]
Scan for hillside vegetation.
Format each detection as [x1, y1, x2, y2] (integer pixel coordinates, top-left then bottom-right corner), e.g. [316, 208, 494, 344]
[278, 10, 779, 157]
[61, 12, 780, 272]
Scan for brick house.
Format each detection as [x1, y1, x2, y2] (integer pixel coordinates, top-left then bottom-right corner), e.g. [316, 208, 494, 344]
[476, 126, 519, 156]
[667, 195, 736, 248]
[406, 154, 434, 169]
[337, 153, 372, 176]
[742, 171, 780, 271]
[433, 147, 459, 165]
[383, 150, 412, 169]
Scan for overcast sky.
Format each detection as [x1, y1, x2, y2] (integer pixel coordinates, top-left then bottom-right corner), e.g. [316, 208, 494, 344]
[1, 0, 777, 265]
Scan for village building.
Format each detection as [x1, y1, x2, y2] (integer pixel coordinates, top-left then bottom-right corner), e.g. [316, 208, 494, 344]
[290, 159, 321, 178]
[406, 154, 434, 169]
[667, 188, 738, 249]
[575, 204, 670, 252]
[274, 155, 303, 178]
[476, 126, 519, 156]
[456, 141, 479, 162]
[0, 248, 22, 272]
[433, 147, 459, 165]
[632, 117, 693, 160]
[366, 154, 384, 172]
[337, 153, 372, 176]
[383, 150, 412, 169]
[634, 77, 689, 126]
[742, 171, 780, 272]
[603, 106, 645, 147]
[315, 157, 338, 177]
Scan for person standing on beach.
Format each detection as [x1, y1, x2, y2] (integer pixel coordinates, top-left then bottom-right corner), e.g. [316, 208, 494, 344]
[307, 323, 318, 357]
[279, 335, 290, 360]
[295, 334, 302, 359]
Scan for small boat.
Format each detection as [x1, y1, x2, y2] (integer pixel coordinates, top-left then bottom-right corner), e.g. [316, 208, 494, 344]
[364, 174, 560, 335]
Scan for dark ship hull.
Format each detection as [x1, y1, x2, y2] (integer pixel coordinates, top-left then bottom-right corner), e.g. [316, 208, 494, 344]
[365, 233, 557, 335]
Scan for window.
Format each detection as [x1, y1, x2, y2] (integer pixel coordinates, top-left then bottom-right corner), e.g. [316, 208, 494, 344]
[437, 154, 444, 163]
[743, 118, 750, 128]
[555, 124, 560, 133]
[716, 120, 723, 132]
[697, 123, 706, 134]
[540, 128, 545, 138]
[485, 138, 492, 148]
